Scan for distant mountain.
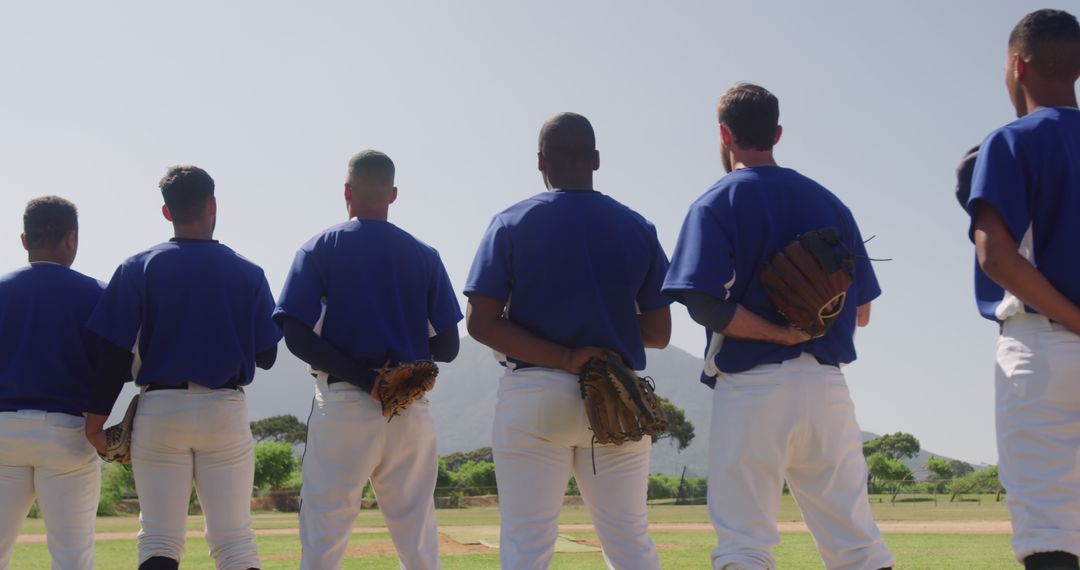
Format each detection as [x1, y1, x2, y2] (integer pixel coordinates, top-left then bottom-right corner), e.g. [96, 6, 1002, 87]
[227, 336, 982, 478]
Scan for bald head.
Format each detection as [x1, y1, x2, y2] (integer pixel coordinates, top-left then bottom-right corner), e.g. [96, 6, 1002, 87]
[537, 113, 599, 190]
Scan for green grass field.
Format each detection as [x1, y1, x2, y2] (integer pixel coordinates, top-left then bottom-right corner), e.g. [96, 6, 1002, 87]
[13, 496, 1019, 569]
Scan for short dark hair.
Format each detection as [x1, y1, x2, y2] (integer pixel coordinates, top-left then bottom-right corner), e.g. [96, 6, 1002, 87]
[23, 196, 78, 249]
[347, 150, 395, 184]
[538, 112, 596, 173]
[1009, 9, 1080, 81]
[717, 83, 780, 151]
[159, 165, 214, 224]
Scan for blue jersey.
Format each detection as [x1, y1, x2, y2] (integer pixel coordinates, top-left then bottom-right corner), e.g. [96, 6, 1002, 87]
[86, 239, 281, 388]
[0, 264, 105, 415]
[274, 220, 462, 366]
[967, 107, 1080, 321]
[464, 190, 672, 371]
[663, 167, 881, 382]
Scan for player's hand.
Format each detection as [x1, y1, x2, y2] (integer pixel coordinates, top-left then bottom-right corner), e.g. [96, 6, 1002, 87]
[86, 427, 107, 455]
[782, 326, 814, 346]
[562, 347, 611, 375]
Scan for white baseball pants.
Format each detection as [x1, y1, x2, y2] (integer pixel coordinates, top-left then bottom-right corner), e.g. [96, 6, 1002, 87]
[300, 377, 440, 570]
[0, 411, 99, 570]
[997, 313, 1080, 561]
[707, 353, 894, 570]
[132, 386, 259, 569]
[491, 367, 660, 570]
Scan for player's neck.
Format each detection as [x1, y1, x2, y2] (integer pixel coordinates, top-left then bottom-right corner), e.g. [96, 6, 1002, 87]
[731, 150, 778, 170]
[1025, 84, 1078, 113]
[349, 203, 389, 221]
[27, 250, 71, 267]
[172, 223, 214, 241]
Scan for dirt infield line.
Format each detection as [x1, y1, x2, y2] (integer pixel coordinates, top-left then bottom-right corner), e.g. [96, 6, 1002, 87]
[15, 520, 1012, 545]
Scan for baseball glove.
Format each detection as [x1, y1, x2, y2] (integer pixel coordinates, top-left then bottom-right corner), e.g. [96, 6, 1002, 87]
[99, 395, 139, 464]
[375, 360, 438, 419]
[579, 357, 668, 446]
[759, 227, 855, 338]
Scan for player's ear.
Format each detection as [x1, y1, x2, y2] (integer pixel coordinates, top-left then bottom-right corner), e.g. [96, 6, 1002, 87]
[591, 150, 600, 172]
[161, 204, 173, 222]
[344, 183, 352, 203]
[388, 186, 398, 205]
[206, 196, 217, 218]
[20, 233, 28, 252]
[537, 151, 547, 172]
[774, 125, 783, 145]
[1014, 54, 1026, 82]
[63, 229, 78, 257]
[719, 123, 734, 147]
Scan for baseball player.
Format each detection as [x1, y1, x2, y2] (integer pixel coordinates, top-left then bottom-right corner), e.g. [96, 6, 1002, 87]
[465, 112, 671, 570]
[662, 84, 894, 570]
[274, 150, 462, 570]
[0, 197, 103, 570]
[83, 166, 281, 570]
[965, 9, 1080, 570]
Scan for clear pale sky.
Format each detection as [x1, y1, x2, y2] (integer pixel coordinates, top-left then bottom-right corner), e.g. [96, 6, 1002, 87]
[2, 1, 1076, 464]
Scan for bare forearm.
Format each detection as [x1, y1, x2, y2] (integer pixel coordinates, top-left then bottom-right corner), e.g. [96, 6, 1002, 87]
[974, 204, 1080, 335]
[466, 296, 612, 373]
[468, 316, 573, 371]
[638, 306, 671, 349]
[723, 305, 809, 345]
[981, 247, 1080, 334]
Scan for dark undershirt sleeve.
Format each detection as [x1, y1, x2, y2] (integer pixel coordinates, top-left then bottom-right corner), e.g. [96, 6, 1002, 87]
[255, 345, 277, 370]
[281, 316, 378, 392]
[683, 291, 738, 334]
[429, 324, 460, 363]
[87, 337, 134, 416]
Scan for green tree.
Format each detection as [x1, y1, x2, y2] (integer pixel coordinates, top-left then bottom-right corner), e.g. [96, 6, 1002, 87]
[950, 459, 975, 477]
[863, 432, 920, 460]
[925, 456, 954, 481]
[866, 452, 913, 493]
[442, 447, 493, 472]
[949, 466, 1002, 500]
[653, 398, 695, 452]
[925, 455, 954, 493]
[455, 460, 497, 496]
[254, 442, 298, 490]
[98, 463, 137, 515]
[250, 415, 307, 445]
[435, 458, 457, 497]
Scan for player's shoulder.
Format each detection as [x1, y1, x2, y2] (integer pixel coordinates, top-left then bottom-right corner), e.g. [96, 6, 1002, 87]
[0, 265, 31, 286]
[986, 107, 1078, 145]
[593, 192, 660, 232]
[488, 192, 554, 224]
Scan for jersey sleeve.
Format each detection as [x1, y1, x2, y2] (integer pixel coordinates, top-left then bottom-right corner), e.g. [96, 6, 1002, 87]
[428, 252, 464, 335]
[273, 246, 325, 329]
[85, 262, 144, 352]
[253, 272, 283, 352]
[967, 128, 1030, 242]
[637, 225, 674, 313]
[463, 216, 513, 302]
[662, 200, 736, 304]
